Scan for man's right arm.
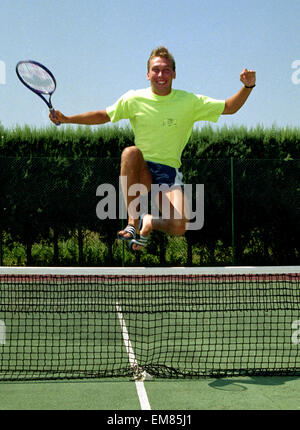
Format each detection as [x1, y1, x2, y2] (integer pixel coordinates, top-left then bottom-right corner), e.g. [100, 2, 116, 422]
[49, 109, 111, 125]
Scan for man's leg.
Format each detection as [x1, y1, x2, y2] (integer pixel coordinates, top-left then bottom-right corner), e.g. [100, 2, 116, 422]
[130, 186, 189, 251]
[118, 146, 152, 239]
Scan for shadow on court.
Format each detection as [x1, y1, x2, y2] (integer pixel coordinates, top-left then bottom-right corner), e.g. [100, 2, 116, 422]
[209, 376, 300, 391]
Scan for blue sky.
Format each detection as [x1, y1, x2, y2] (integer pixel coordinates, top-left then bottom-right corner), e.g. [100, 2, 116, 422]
[1, 0, 300, 129]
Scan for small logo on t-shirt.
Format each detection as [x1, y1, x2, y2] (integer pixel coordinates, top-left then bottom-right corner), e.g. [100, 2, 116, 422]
[163, 118, 177, 128]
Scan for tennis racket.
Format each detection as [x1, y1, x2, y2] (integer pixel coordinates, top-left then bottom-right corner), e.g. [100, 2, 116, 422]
[16, 60, 60, 125]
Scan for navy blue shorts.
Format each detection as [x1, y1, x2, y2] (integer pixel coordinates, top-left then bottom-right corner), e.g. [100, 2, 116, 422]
[146, 161, 183, 187]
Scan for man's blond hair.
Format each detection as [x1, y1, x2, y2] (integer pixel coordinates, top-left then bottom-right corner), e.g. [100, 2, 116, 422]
[147, 46, 176, 72]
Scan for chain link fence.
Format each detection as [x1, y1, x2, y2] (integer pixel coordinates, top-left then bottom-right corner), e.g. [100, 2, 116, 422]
[0, 157, 299, 266]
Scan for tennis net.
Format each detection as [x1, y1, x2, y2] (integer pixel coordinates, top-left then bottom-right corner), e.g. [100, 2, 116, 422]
[0, 266, 299, 381]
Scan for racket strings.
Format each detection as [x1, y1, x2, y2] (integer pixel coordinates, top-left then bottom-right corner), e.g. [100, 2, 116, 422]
[17, 63, 55, 94]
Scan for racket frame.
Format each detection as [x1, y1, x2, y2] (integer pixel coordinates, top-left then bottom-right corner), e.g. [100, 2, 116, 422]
[16, 60, 59, 122]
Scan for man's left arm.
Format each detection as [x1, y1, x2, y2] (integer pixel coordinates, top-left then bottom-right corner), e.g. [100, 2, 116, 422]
[222, 68, 256, 115]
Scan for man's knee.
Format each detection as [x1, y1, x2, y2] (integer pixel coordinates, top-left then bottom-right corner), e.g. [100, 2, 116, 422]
[121, 146, 144, 164]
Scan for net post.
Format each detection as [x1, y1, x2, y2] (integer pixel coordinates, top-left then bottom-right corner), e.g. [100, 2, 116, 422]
[118, 174, 126, 267]
[0, 228, 3, 266]
[122, 226, 125, 267]
[230, 157, 236, 265]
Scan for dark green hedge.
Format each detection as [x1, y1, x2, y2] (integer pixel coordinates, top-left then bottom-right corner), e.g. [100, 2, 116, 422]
[0, 123, 299, 266]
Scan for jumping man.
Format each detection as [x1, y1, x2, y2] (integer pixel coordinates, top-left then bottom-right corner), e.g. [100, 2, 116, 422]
[49, 46, 256, 251]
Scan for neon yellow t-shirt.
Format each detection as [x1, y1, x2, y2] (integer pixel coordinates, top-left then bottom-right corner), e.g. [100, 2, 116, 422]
[106, 88, 225, 168]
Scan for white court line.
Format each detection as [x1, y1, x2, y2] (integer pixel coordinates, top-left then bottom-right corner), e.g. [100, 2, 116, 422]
[116, 302, 151, 410]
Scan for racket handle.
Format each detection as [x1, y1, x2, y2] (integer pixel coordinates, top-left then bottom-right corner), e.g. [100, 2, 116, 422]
[50, 108, 61, 126]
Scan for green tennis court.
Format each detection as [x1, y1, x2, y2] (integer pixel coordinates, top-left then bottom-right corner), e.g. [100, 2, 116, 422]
[1, 376, 300, 411]
[0, 266, 300, 412]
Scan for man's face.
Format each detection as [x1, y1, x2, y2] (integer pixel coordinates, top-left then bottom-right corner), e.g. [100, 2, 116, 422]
[147, 56, 176, 96]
